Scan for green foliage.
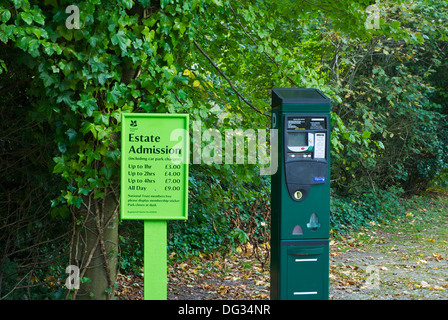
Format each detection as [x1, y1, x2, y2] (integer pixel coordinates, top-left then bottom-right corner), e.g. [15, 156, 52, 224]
[168, 167, 270, 257]
[0, 0, 209, 208]
[429, 169, 448, 192]
[330, 187, 406, 234]
[118, 221, 144, 274]
[0, 42, 69, 299]
[324, 0, 448, 196]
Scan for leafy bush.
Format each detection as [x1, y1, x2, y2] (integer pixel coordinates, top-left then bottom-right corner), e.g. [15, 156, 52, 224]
[119, 220, 144, 275]
[168, 165, 270, 258]
[330, 187, 406, 234]
[325, 0, 448, 197]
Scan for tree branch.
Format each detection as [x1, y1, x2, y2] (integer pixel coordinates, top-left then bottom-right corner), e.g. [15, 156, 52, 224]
[192, 39, 268, 117]
[301, 0, 334, 12]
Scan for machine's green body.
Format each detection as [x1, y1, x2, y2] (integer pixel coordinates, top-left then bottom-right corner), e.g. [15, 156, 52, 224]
[270, 88, 331, 300]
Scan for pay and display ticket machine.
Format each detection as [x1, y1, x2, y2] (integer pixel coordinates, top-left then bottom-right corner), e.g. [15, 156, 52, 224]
[270, 88, 331, 300]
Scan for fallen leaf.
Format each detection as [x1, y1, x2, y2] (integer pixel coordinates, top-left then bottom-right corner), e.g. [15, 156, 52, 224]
[433, 253, 443, 261]
[178, 263, 188, 271]
[417, 259, 428, 264]
[218, 285, 227, 294]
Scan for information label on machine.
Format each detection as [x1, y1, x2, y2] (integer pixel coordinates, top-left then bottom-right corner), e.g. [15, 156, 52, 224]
[287, 118, 306, 130]
[314, 133, 326, 159]
[287, 117, 326, 130]
[310, 118, 326, 130]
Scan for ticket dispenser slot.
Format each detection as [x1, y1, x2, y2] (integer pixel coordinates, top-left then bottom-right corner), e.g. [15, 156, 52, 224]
[284, 115, 329, 202]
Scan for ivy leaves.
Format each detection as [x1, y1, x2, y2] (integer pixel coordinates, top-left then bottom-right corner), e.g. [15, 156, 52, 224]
[1, 9, 11, 23]
[111, 30, 131, 54]
[0, 0, 208, 209]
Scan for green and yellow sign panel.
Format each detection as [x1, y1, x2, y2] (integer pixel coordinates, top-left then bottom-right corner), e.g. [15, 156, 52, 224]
[121, 113, 189, 300]
[121, 113, 188, 220]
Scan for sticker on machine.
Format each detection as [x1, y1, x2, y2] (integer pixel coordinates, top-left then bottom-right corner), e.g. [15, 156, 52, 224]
[314, 133, 326, 158]
[313, 177, 326, 182]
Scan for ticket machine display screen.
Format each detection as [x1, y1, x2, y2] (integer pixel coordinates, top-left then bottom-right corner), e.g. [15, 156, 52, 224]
[288, 132, 307, 147]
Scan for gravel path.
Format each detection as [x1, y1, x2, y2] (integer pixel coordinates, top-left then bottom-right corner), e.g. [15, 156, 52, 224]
[330, 206, 448, 300]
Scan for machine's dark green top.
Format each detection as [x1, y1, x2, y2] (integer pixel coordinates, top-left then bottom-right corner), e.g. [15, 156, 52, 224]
[272, 88, 331, 112]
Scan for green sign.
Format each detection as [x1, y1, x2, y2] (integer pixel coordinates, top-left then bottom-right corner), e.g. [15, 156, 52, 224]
[121, 113, 189, 300]
[121, 113, 189, 220]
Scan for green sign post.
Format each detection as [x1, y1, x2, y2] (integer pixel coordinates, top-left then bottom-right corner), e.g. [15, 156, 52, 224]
[121, 113, 189, 300]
